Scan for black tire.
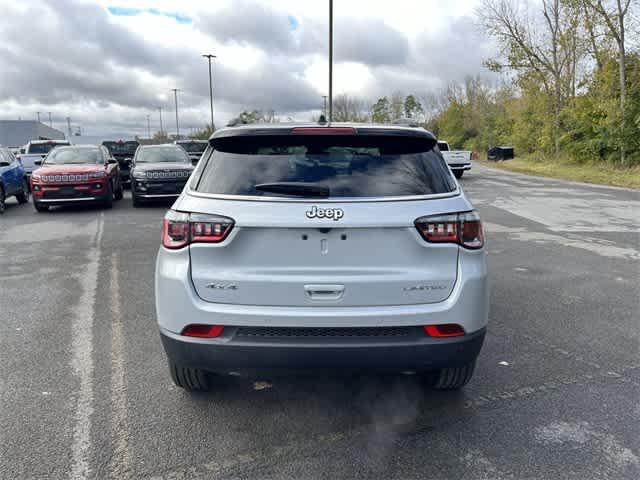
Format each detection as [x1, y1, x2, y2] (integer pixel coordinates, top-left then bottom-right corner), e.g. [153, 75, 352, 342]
[103, 181, 114, 209]
[0, 186, 5, 214]
[132, 193, 142, 207]
[114, 179, 124, 201]
[16, 178, 30, 204]
[453, 170, 464, 179]
[34, 201, 49, 212]
[168, 360, 211, 392]
[432, 361, 476, 390]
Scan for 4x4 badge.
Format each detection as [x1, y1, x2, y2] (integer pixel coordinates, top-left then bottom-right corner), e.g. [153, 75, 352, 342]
[306, 206, 344, 221]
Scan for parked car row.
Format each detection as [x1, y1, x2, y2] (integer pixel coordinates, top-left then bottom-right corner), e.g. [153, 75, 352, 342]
[0, 142, 198, 213]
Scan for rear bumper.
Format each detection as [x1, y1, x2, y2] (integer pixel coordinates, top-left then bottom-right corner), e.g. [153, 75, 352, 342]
[448, 163, 472, 171]
[160, 326, 486, 372]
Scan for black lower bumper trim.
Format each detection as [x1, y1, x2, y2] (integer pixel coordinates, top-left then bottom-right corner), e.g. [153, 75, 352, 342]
[160, 326, 486, 373]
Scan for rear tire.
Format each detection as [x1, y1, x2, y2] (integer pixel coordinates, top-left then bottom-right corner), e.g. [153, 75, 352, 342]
[16, 178, 30, 204]
[34, 201, 49, 212]
[453, 170, 464, 179]
[168, 360, 211, 392]
[432, 360, 476, 390]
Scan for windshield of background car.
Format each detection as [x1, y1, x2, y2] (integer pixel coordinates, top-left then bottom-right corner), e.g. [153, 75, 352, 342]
[136, 146, 190, 163]
[194, 134, 457, 198]
[179, 142, 207, 153]
[437, 141, 449, 151]
[45, 147, 102, 165]
[103, 141, 139, 155]
[29, 142, 68, 154]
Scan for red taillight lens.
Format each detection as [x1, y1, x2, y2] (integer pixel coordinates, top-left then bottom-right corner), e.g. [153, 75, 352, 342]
[190, 213, 234, 243]
[459, 211, 484, 249]
[162, 210, 234, 249]
[423, 324, 465, 337]
[181, 324, 225, 338]
[415, 214, 458, 243]
[415, 211, 483, 249]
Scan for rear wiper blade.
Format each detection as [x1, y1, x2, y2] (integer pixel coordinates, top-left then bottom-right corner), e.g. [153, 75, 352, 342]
[254, 182, 330, 198]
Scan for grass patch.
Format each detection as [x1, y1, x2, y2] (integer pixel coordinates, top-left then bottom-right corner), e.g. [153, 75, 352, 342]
[479, 155, 640, 189]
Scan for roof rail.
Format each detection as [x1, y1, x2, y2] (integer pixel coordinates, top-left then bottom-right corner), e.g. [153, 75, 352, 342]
[391, 118, 420, 128]
[226, 117, 251, 127]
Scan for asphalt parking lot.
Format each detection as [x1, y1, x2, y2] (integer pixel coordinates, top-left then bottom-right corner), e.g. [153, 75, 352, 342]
[0, 164, 638, 480]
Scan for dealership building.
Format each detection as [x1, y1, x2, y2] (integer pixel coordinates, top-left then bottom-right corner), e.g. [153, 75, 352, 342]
[0, 120, 66, 147]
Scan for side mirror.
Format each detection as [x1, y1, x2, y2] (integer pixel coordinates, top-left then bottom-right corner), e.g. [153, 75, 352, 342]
[34, 160, 43, 166]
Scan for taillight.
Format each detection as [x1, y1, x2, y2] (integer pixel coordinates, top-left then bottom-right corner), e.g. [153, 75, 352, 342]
[415, 211, 483, 249]
[181, 324, 225, 338]
[423, 324, 465, 337]
[162, 210, 234, 249]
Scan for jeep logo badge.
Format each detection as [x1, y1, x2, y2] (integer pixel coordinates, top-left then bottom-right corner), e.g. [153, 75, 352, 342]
[306, 206, 344, 221]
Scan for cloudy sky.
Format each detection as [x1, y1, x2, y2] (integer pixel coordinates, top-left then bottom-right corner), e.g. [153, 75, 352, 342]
[0, 0, 496, 137]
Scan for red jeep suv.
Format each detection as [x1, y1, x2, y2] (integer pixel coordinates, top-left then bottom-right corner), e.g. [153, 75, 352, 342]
[31, 145, 123, 212]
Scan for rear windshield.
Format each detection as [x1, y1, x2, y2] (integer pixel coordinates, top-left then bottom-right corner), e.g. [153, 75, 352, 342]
[178, 142, 207, 153]
[103, 141, 139, 155]
[29, 142, 68, 154]
[194, 135, 456, 198]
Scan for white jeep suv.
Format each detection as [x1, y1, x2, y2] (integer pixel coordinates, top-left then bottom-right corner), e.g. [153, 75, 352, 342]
[155, 123, 488, 391]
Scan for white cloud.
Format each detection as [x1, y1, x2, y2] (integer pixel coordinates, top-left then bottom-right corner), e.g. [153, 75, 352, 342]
[0, 0, 495, 136]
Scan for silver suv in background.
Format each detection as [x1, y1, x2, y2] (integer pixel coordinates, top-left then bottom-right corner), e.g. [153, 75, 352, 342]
[155, 124, 488, 392]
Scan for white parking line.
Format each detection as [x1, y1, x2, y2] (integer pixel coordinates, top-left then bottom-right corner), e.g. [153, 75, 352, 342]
[108, 253, 132, 479]
[70, 213, 103, 480]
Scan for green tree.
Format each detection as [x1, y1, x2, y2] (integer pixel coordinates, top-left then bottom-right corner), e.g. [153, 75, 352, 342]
[403, 95, 424, 119]
[371, 97, 392, 122]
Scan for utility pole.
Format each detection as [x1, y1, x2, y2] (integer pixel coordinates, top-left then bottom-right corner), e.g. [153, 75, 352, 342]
[157, 106, 164, 137]
[172, 88, 180, 139]
[36, 112, 41, 123]
[66, 117, 72, 139]
[322, 96, 328, 117]
[48, 112, 52, 127]
[202, 54, 216, 131]
[146, 114, 151, 138]
[328, 0, 333, 122]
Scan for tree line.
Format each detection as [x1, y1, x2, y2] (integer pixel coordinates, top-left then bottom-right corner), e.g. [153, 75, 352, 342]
[181, 0, 637, 166]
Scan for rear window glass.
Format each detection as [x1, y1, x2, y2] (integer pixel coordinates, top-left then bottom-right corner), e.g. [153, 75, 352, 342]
[29, 142, 68, 154]
[103, 141, 139, 155]
[194, 135, 456, 198]
[178, 142, 207, 153]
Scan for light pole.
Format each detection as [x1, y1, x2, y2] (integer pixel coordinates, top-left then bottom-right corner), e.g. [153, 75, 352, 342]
[202, 54, 216, 131]
[171, 88, 180, 139]
[36, 112, 41, 123]
[322, 96, 328, 118]
[146, 114, 151, 138]
[157, 106, 164, 137]
[328, 0, 333, 122]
